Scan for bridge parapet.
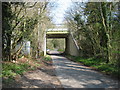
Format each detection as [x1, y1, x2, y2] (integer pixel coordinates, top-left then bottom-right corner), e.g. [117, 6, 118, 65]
[46, 28, 69, 35]
[47, 28, 68, 32]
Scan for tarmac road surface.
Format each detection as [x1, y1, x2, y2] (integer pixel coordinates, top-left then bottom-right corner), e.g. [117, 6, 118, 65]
[50, 51, 119, 88]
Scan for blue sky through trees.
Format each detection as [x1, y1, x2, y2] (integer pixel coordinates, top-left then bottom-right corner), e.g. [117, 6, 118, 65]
[50, 0, 72, 24]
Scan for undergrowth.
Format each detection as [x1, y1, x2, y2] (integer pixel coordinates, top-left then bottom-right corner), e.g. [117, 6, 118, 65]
[44, 55, 52, 61]
[2, 57, 41, 85]
[2, 55, 52, 83]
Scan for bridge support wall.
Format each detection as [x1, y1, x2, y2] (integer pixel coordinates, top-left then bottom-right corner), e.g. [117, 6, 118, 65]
[44, 32, 46, 56]
[65, 33, 80, 56]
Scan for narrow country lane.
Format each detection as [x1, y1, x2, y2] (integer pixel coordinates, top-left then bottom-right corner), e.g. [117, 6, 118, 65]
[50, 51, 119, 88]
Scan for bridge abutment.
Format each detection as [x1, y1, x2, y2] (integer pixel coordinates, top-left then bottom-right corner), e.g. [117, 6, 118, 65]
[65, 34, 80, 56]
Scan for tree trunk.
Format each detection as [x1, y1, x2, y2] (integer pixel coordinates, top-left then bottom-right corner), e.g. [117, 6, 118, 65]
[100, 2, 110, 63]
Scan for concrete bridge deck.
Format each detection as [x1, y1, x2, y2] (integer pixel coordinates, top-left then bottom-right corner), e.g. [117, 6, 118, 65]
[46, 31, 69, 38]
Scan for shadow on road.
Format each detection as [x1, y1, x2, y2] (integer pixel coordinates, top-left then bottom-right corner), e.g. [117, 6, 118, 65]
[51, 55, 119, 88]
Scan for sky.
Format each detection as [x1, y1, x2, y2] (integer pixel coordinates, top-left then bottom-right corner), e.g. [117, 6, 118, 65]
[49, 0, 116, 25]
[50, 0, 72, 25]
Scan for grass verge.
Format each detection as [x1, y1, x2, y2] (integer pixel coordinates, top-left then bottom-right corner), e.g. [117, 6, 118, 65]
[58, 49, 64, 53]
[2, 57, 41, 85]
[44, 55, 52, 61]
